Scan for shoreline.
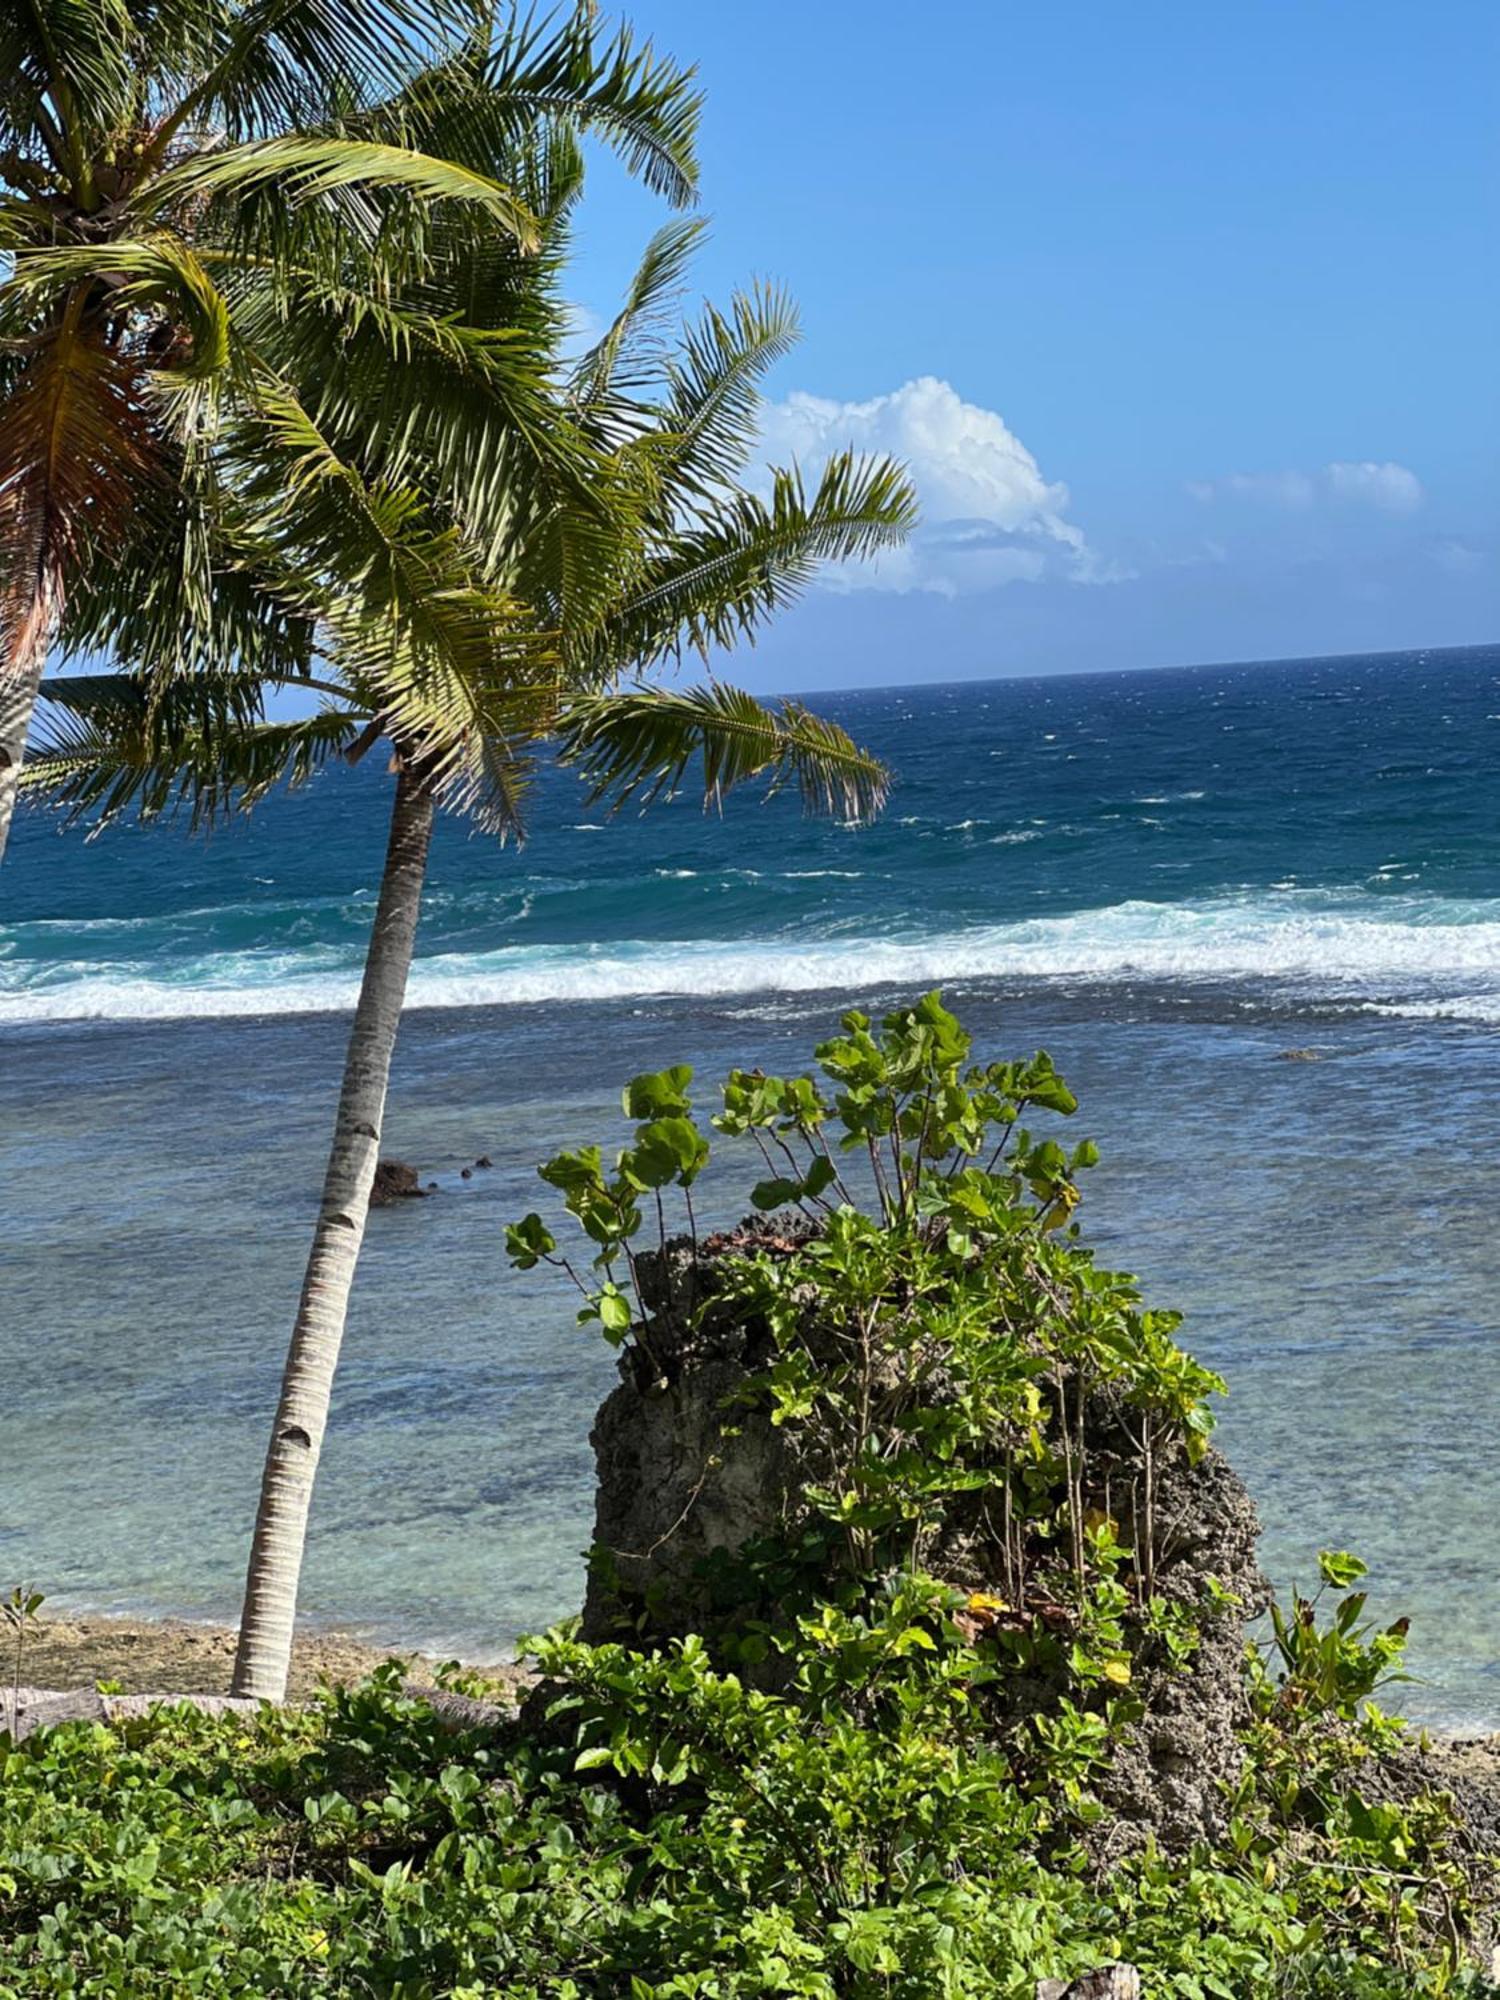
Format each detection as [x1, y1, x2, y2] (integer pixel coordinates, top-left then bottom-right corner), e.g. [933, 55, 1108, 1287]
[14, 1609, 1500, 1763]
[11, 1611, 528, 1703]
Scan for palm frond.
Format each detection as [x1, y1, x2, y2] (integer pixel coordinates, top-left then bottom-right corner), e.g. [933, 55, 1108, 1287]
[595, 452, 918, 669]
[655, 281, 802, 491]
[147, 135, 542, 251]
[556, 681, 891, 822]
[488, 10, 700, 209]
[150, 0, 476, 146]
[8, 235, 232, 378]
[569, 215, 705, 411]
[314, 575, 556, 839]
[367, 8, 700, 210]
[229, 236, 585, 561]
[22, 668, 360, 828]
[222, 376, 564, 836]
[58, 479, 320, 685]
[0, 0, 136, 163]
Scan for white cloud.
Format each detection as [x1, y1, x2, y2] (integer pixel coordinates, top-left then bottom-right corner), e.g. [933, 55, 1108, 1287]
[1189, 459, 1424, 516]
[1431, 538, 1487, 575]
[1324, 461, 1425, 514]
[1186, 470, 1317, 510]
[758, 376, 1105, 595]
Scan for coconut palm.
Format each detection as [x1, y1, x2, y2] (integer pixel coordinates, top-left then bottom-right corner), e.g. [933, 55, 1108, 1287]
[0, 0, 700, 860]
[25, 176, 916, 1703]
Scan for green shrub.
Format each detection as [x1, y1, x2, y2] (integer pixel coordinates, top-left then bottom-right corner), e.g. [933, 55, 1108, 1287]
[1, 1659, 1491, 1996]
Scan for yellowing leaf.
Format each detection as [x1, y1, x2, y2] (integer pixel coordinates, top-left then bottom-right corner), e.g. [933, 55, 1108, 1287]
[1102, 1659, 1132, 1686]
[966, 1592, 1010, 1613]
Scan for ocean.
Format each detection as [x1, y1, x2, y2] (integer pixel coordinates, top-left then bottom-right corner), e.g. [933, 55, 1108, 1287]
[4, 642, 1499, 1726]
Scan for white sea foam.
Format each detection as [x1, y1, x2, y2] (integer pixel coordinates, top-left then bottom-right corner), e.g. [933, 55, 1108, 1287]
[1361, 995, 1500, 1025]
[5, 892, 1500, 1025]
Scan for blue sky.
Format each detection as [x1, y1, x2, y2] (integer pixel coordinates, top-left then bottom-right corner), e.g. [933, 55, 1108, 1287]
[567, 0, 1498, 689]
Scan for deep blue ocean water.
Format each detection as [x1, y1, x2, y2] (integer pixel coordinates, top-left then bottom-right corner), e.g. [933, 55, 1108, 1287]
[4, 643, 1499, 1724]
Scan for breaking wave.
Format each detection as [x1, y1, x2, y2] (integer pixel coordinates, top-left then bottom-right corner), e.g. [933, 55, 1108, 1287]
[5, 891, 1500, 1025]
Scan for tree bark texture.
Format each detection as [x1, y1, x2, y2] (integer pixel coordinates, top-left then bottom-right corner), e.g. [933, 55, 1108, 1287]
[231, 766, 436, 1700]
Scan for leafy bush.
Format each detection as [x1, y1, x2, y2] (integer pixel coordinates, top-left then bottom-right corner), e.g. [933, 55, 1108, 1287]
[3, 998, 1493, 1996]
[1, 1654, 1491, 1997]
[510, 991, 1224, 1635]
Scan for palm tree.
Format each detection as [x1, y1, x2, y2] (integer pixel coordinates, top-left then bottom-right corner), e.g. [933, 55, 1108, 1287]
[0, 0, 700, 860]
[25, 162, 916, 1708]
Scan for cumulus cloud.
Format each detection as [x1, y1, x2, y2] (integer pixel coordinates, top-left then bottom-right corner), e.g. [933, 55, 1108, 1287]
[757, 375, 1106, 595]
[1188, 460, 1424, 515]
[1324, 460, 1425, 514]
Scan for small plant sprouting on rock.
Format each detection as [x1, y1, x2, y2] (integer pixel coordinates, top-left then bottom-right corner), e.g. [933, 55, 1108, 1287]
[509, 991, 1226, 1646]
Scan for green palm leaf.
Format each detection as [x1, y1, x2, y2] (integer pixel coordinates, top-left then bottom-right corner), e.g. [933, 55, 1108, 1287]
[570, 216, 707, 409]
[150, 0, 476, 146]
[656, 281, 802, 492]
[22, 669, 360, 828]
[598, 453, 918, 668]
[367, 9, 701, 210]
[0, 0, 137, 160]
[220, 376, 565, 836]
[147, 135, 543, 251]
[557, 681, 891, 823]
[6, 236, 233, 379]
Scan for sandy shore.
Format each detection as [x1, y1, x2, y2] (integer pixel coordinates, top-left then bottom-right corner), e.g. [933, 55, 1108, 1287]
[11, 1614, 1498, 1810]
[10, 1611, 527, 1701]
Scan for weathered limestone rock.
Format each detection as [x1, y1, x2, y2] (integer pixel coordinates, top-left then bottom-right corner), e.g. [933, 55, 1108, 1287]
[583, 1224, 821, 1642]
[584, 1222, 1272, 1850]
[0, 1683, 519, 1745]
[1, 1686, 261, 1742]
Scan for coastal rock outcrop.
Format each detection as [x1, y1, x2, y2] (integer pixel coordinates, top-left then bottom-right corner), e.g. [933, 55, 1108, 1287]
[371, 1159, 428, 1205]
[584, 1221, 1271, 1852]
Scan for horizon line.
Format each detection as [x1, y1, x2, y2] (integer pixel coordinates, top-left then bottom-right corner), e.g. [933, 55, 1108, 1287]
[775, 636, 1500, 705]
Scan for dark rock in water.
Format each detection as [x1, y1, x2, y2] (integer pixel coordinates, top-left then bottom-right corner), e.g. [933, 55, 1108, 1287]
[1277, 1047, 1323, 1061]
[426, 1181, 439, 1192]
[475, 1156, 493, 1170]
[584, 1221, 1271, 1853]
[370, 1159, 427, 1206]
[460, 1166, 473, 1180]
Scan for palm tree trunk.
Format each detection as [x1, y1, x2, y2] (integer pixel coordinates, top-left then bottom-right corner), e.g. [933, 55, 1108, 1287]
[232, 764, 435, 1701]
[0, 583, 58, 864]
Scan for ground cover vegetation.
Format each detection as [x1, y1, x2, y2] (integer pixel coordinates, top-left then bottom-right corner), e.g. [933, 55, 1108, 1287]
[3, 999, 1494, 1997]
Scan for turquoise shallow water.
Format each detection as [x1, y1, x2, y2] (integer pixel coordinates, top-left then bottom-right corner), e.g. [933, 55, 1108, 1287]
[3, 645, 1499, 1725]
